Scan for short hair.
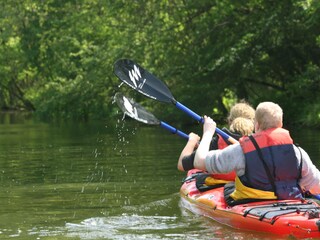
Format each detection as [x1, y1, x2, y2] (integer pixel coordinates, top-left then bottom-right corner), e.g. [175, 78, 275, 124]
[255, 102, 283, 130]
[227, 102, 255, 124]
[230, 117, 254, 136]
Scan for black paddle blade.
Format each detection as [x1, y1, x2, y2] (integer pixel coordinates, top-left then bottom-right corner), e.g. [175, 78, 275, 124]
[114, 92, 160, 125]
[114, 59, 175, 104]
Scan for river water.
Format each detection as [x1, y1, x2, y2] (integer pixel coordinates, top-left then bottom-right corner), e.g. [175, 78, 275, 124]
[0, 113, 319, 240]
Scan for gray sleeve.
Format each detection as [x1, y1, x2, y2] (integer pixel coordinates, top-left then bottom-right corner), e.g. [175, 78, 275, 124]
[296, 146, 320, 193]
[205, 143, 245, 176]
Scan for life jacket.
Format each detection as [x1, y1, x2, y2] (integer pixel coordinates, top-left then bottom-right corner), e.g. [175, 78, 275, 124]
[207, 128, 240, 182]
[217, 133, 229, 149]
[230, 128, 303, 202]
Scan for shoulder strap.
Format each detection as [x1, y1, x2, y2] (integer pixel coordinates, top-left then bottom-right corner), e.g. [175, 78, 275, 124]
[249, 135, 277, 195]
[295, 144, 303, 180]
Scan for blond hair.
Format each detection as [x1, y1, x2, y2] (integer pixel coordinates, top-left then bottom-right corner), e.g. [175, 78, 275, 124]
[230, 117, 254, 136]
[255, 102, 283, 130]
[227, 102, 255, 124]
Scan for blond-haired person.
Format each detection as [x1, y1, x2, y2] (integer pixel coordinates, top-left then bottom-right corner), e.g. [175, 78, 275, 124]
[177, 102, 255, 184]
[192, 102, 320, 205]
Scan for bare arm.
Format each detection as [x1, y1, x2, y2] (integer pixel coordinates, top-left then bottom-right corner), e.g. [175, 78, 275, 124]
[194, 116, 216, 171]
[177, 132, 200, 171]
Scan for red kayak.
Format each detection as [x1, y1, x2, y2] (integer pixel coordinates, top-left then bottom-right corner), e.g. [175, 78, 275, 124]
[180, 169, 320, 239]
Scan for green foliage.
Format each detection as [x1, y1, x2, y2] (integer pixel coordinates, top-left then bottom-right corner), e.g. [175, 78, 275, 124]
[0, 0, 319, 127]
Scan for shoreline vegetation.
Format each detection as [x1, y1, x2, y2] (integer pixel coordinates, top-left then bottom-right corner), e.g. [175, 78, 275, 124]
[0, 1, 319, 127]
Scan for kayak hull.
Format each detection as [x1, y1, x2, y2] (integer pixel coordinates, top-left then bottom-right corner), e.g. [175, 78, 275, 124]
[180, 170, 320, 238]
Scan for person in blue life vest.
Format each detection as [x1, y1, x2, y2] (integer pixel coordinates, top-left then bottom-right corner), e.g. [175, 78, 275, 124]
[177, 102, 255, 184]
[182, 101, 320, 206]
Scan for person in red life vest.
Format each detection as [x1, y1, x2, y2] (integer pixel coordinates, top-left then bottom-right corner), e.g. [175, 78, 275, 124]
[211, 102, 255, 150]
[177, 102, 255, 187]
[192, 102, 320, 205]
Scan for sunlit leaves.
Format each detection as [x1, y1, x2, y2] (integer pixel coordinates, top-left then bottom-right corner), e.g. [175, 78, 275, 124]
[0, 0, 319, 126]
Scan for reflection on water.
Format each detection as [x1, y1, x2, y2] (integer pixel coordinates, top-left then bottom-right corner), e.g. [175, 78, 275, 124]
[0, 114, 319, 239]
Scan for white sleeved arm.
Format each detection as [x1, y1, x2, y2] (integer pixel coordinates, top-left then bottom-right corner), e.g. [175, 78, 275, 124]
[297, 146, 320, 194]
[205, 143, 246, 176]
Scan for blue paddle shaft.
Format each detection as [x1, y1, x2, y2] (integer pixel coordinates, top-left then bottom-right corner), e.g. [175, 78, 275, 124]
[312, 194, 320, 201]
[175, 101, 203, 123]
[175, 101, 238, 144]
[160, 121, 189, 139]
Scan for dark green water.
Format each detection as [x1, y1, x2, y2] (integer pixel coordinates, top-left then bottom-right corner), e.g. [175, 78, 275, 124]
[0, 113, 319, 240]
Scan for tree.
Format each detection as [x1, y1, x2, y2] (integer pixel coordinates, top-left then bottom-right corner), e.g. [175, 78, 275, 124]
[0, 0, 319, 126]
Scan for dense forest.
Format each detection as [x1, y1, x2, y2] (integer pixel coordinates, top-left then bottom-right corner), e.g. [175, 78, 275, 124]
[0, 0, 319, 127]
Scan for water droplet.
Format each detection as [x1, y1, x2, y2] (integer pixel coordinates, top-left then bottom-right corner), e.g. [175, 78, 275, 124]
[118, 82, 124, 88]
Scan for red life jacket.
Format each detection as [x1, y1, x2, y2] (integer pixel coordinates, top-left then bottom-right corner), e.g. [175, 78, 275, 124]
[210, 134, 236, 181]
[217, 135, 229, 149]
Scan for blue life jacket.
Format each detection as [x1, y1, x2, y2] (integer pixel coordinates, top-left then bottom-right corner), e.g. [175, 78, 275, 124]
[237, 128, 303, 200]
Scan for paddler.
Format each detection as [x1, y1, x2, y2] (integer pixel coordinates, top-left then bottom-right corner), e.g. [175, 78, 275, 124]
[178, 101, 255, 185]
[179, 101, 320, 206]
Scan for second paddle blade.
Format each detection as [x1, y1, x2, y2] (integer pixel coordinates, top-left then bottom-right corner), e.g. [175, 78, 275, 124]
[114, 92, 160, 125]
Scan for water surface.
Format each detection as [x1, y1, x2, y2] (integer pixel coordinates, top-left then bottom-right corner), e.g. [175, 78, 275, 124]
[0, 114, 319, 239]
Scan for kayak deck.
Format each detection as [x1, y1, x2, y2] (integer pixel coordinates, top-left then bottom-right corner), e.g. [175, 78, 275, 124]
[180, 170, 320, 238]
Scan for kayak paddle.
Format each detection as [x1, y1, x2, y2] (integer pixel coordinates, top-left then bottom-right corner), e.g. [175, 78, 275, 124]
[113, 59, 238, 144]
[114, 92, 189, 139]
